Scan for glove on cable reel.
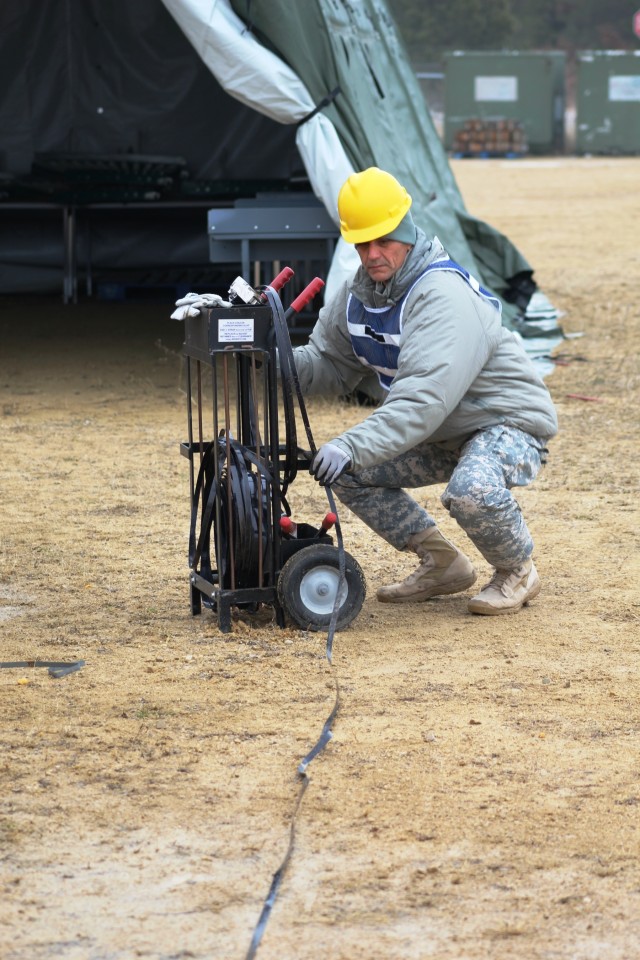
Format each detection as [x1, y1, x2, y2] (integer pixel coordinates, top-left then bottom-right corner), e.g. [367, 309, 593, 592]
[180, 268, 366, 634]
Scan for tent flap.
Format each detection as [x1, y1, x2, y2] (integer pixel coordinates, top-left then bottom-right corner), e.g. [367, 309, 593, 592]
[226, 0, 552, 326]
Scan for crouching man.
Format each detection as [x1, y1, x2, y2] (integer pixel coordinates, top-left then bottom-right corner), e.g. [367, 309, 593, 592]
[296, 167, 558, 615]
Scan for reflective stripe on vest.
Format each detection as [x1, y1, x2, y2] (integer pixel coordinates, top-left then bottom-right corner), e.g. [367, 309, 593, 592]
[346, 258, 501, 390]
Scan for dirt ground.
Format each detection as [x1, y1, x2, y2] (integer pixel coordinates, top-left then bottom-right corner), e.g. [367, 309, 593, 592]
[1, 157, 639, 960]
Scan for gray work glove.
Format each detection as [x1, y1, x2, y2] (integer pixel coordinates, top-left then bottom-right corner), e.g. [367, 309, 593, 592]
[171, 292, 232, 320]
[310, 442, 352, 486]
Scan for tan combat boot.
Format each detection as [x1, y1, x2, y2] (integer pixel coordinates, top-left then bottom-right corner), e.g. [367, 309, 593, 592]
[467, 559, 541, 615]
[376, 527, 477, 603]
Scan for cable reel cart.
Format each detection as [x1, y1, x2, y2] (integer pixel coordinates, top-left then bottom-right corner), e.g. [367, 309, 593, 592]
[180, 269, 366, 634]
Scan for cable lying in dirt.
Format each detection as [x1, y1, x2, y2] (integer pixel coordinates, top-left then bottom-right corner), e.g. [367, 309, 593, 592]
[245, 535, 342, 959]
[244, 296, 346, 958]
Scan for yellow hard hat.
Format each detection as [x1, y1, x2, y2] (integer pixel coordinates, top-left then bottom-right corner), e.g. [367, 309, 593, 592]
[338, 167, 412, 244]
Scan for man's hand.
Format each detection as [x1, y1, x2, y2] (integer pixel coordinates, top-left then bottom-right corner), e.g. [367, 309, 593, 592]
[310, 443, 352, 485]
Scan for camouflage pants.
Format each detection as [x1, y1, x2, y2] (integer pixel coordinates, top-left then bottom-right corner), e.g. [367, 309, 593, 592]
[333, 425, 548, 569]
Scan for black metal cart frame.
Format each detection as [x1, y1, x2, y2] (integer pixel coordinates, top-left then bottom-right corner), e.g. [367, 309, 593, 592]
[180, 277, 365, 634]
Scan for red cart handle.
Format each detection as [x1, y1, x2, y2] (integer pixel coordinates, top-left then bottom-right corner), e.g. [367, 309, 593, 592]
[268, 266, 295, 294]
[285, 277, 325, 319]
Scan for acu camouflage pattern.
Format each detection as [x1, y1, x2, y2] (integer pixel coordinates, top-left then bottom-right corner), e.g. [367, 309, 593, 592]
[334, 425, 547, 570]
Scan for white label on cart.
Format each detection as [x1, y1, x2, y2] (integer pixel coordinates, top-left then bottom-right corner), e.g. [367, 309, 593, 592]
[609, 75, 640, 101]
[218, 317, 255, 342]
[475, 76, 518, 102]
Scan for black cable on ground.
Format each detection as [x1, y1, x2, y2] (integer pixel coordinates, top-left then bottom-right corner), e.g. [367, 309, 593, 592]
[244, 292, 346, 958]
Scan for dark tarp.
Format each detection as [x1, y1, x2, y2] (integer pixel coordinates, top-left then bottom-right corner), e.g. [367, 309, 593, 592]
[0, 0, 302, 293]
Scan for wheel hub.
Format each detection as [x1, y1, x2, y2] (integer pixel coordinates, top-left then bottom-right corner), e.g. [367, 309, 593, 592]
[299, 564, 347, 616]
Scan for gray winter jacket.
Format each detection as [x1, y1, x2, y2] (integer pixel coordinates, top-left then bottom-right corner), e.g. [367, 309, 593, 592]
[293, 229, 558, 472]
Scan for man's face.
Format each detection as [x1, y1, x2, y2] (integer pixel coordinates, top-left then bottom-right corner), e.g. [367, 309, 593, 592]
[354, 238, 412, 283]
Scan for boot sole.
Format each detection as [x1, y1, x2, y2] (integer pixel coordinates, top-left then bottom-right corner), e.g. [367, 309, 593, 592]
[467, 578, 542, 616]
[376, 572, 478, 604]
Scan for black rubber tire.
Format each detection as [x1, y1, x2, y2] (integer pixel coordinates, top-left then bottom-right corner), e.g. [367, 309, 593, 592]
[277, 543, 366, 632]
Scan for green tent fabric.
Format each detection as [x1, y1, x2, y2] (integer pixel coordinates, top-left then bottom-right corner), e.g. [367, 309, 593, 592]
[228, 0, 535, 328]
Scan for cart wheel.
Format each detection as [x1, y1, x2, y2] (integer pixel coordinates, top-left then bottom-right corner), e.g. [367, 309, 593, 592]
[277, 544, 366, 632]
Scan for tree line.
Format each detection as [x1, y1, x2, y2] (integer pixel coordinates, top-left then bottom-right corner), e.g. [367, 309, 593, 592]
[386, 0, 639, 65]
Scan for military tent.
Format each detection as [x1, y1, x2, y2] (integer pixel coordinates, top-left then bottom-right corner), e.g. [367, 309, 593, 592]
[0, 0, 557, 337]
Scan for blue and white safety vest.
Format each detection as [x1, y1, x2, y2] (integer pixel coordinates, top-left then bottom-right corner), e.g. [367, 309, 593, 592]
[346, 259, 502, 390]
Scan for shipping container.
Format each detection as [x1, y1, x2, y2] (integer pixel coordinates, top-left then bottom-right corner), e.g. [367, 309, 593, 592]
[576, 51, 640, 155]
[444, 51, 566, 155]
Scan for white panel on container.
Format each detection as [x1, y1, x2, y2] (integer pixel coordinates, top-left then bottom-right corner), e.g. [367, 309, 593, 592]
[608, 75, 640, 102]
[474, 76, 518, 102]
